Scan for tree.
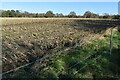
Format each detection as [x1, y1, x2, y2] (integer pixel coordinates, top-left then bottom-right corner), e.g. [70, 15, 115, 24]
[7, 10, 15, 17]
[0, 10, 2, 17]
[23, 11, 29, 17]
[15, 10, 22, 17]
[38, 13, 45, 17]
[103, 13, 110, 18]
[68, 11, 77, 18]
[45, 11, 55, 17]
[55, 13, 64, 17]
[83, 11, 92, 18]
[112, 15, 120, 19]
[92, 13, 99, 18]
[83, 11, 99, 18]
[1, 11, 9, 17]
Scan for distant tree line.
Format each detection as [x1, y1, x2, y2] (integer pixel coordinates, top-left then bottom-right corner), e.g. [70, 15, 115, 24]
[0, 10, 119, 19]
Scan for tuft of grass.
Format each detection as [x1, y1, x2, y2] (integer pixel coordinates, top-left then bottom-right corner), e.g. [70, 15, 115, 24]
[38, 29, 120, 79]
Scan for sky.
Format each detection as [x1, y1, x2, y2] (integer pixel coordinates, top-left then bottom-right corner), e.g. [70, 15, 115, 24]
[1, 2, 118, 15]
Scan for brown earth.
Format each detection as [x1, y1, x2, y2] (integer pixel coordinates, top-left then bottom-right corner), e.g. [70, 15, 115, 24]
[1, 18, 119, 72]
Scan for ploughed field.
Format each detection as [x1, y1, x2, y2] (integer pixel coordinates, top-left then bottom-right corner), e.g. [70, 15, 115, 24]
[2, 18, 119, 72]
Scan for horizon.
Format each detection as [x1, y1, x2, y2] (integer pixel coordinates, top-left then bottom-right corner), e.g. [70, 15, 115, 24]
[1, 2, 118, 15]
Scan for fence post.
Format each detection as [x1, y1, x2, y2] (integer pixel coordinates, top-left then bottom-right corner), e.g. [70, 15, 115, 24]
[110, 28, 113, 55]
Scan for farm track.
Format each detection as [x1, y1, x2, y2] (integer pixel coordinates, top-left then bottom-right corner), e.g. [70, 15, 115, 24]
[1, 18, 119, 72]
